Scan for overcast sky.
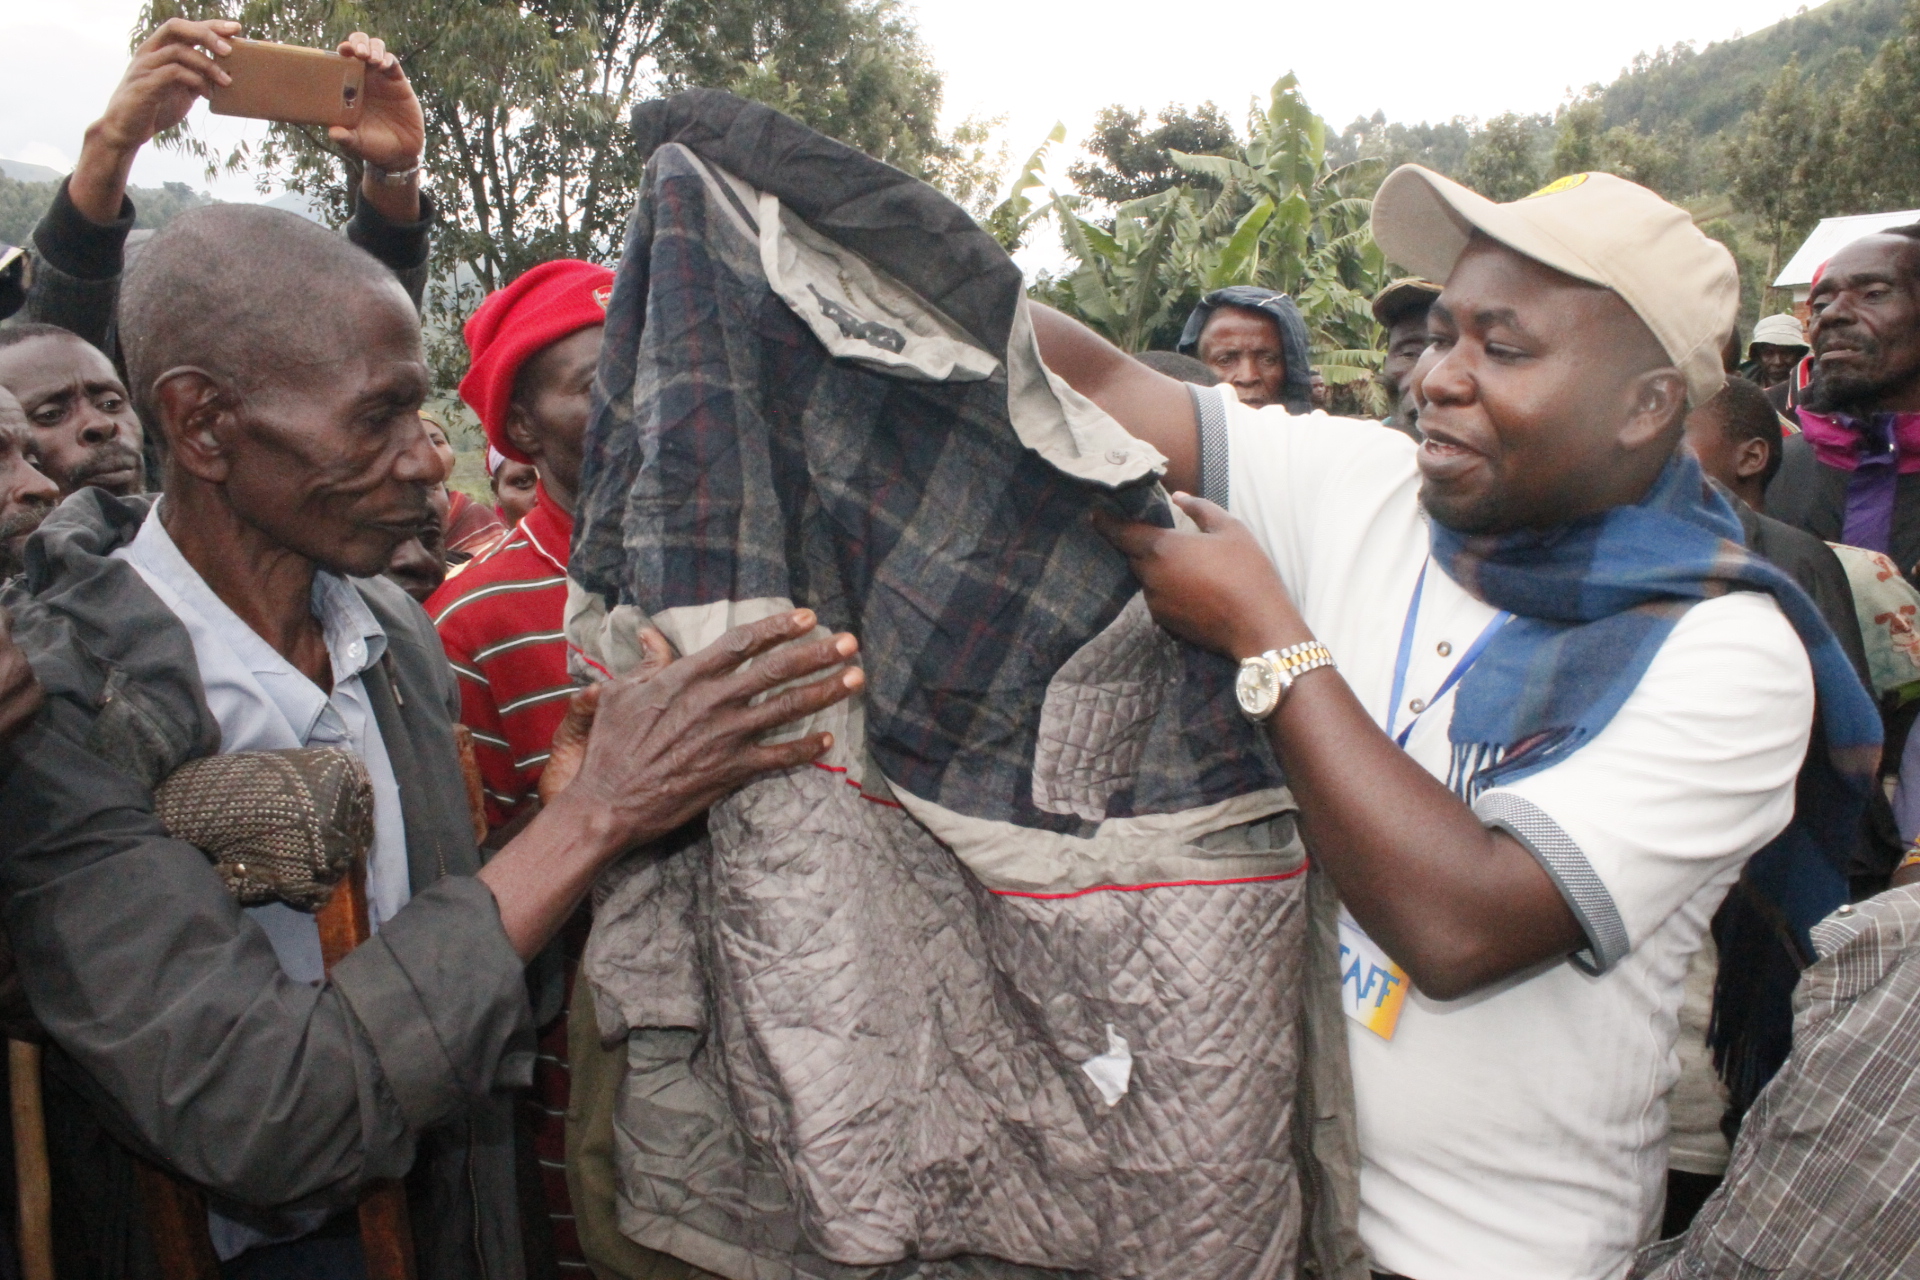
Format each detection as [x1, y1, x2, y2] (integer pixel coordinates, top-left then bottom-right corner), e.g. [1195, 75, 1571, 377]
[2, 0, 1817, 203]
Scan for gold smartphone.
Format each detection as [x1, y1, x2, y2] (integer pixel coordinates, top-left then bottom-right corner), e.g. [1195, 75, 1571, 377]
[206, 38, 365, 128]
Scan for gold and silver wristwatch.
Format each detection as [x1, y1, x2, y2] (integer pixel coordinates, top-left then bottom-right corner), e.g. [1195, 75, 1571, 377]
[1234, 641, 1336, 722]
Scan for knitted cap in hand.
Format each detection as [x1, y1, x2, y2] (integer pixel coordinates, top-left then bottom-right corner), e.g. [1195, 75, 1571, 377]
[458, 259, 614, 462]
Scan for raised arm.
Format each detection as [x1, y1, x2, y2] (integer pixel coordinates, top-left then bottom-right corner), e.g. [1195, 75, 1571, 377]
[26, 19, 238, 347]
[29, 25, 432, 344]
[1030, 303, 1202, 495]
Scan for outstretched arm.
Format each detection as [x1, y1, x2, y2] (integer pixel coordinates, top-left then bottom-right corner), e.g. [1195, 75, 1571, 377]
[1098, 494, 1582, 999]
[26, 20, 239, 346]
[1030, 303, 1202, 495]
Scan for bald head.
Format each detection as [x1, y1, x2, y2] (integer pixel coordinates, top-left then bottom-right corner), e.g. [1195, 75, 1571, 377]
[120, 202, 442, 580]
[119, 203, 411, 429]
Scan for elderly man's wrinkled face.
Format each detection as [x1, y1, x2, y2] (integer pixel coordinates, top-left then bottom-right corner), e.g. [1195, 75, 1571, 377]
[192, 280, 441, 578]
[1806, 234, 1920, 415]
[1196, 306, 1287, 408]
[0, 332, 144, 496]
[1411, 238, 1683, 535]
[0, 390, 59, 578]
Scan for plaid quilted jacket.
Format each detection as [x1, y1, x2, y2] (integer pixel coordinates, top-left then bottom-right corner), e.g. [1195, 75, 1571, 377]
[568, 91, 1362, 1280]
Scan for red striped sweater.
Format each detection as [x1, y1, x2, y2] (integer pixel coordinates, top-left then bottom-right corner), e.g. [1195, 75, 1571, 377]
[427, 491, 589, 1270]
[427, 492, 574, 829]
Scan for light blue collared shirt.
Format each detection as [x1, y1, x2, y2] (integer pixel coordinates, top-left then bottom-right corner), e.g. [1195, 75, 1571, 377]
[112, 502, 413, 1259]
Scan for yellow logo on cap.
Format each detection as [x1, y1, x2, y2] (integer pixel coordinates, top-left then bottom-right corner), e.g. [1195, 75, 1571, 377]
[1523, 173, 1590, 199]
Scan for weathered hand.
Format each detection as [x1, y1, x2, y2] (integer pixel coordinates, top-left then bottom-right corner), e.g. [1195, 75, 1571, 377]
[537, 627, 676, 808]
[552, 610, 861, 848]
[91, 19, 240, 156]
[327, 31, 423, 172]
[1093, 492, 1296, 661]
[0, 611, 43, 747]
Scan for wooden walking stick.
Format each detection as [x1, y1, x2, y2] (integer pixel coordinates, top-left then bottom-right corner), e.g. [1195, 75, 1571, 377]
[453, 725, 491, 847]
[315, 854, 418, 1280]
[9, 1038, 54, 1280]
[132, 846, 419, 1280]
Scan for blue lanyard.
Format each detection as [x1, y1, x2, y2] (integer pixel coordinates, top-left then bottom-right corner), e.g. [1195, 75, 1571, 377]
[1386, 560, 1510, 747]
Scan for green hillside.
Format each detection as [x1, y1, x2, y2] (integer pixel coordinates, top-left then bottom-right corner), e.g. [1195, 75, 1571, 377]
[0, 175, 212, 251]
[1596, 0, 1903, 137]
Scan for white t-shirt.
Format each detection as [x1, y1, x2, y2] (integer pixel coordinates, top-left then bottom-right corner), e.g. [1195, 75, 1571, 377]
[1211, 388, 1813, 1280]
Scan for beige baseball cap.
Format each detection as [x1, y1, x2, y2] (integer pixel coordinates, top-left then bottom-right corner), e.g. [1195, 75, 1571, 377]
[1371, 166, 1737, 406]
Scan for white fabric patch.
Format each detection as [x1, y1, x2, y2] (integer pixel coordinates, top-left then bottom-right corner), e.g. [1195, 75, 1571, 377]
[1079, 1024, 1133, 1107]
[759, 190, 1000, 384]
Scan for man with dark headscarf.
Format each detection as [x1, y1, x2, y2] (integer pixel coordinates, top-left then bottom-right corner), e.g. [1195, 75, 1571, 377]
[1175, 285, 1314, 412]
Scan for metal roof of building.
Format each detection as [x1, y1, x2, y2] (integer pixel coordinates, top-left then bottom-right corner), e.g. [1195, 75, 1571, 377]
[1775, 209, 1920, 288]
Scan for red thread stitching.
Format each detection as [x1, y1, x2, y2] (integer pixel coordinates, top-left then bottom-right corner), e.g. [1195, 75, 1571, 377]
[990, 867, 1307, 900]
[810, 761, 903, 808]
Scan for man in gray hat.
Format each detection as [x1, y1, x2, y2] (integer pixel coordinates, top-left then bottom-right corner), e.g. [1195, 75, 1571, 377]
[1032, 168, 1870, 1280]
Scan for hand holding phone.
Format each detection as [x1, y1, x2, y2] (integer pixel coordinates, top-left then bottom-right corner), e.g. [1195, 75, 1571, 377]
[92, 19, 242, 155]
[325, 31, 425, 176]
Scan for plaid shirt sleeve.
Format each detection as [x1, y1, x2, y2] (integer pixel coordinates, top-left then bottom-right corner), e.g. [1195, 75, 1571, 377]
[1632, 886, 1920, 1277]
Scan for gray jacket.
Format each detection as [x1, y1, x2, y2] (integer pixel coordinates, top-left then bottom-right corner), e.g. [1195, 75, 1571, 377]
[0, 490, 532, 1279]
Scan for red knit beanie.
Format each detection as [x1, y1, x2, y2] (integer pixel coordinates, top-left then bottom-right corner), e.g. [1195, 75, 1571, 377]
[459, 259, 615, 463]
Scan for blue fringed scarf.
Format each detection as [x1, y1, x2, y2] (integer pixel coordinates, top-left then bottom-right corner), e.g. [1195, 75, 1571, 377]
[1430, 451, 1881, 1114]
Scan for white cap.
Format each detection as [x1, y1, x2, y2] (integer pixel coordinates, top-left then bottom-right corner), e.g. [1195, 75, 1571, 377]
[1751, 312, 1808, 350]
[1372, 166, 1738, 406]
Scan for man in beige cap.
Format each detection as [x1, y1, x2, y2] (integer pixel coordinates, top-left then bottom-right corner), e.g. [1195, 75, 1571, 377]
[1030, 168, 1872, 1280]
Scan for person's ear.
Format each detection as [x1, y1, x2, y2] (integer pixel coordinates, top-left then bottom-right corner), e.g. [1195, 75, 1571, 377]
[1619, 368, 1690, 451]
[504, 403, 542, 462]
[151, 368, 233, 484]
[1733, 435, 1771, 482]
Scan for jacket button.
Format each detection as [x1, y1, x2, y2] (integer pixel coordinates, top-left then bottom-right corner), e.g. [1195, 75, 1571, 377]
[1105, 449, 1129, 465]
[1436, 640, 1452, 657]
[1409, 698, 1427, 714]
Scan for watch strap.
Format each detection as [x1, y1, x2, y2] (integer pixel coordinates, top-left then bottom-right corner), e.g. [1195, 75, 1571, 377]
[365, 158, 423, 187]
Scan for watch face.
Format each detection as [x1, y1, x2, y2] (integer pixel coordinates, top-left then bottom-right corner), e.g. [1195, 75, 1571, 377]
[1236, 657, 1279, 720]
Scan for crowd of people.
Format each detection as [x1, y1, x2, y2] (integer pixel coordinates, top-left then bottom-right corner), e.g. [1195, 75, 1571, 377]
[0, 17, 1916, 1280]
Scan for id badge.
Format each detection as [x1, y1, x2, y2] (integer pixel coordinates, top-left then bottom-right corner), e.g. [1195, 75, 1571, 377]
[1338, 907, 1411, 1040]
